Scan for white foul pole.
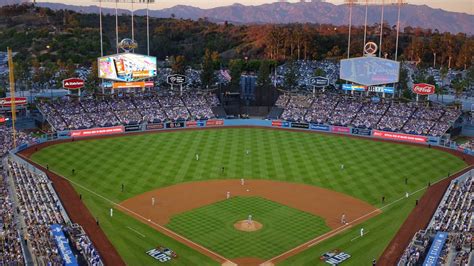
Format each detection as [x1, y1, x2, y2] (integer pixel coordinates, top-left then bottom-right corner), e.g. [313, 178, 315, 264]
[131, 0, 135, 42]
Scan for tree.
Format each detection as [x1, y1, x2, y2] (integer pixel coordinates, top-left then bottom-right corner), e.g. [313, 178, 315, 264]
[85, 60, 99, 94]
[255, 60, 273, 105]
[171, 55, 186, 75]
[452, 78, 467, 100]
[283, 60, 298, 90]
[314, 68, 326, 77]
[439, 66, 448, 101]
[200, 49, 215, 89]
[228, 59, 243, 92]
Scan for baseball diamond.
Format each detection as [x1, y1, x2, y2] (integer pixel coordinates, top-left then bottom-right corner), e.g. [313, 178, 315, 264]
[19, 127, 467, 265]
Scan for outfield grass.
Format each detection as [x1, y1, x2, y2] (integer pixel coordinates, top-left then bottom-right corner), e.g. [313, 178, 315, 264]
[30, 128, 466, 265]
[166, 196, 331, 259]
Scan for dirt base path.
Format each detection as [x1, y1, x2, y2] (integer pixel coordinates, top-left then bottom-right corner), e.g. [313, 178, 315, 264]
[120, 179, 379, 230]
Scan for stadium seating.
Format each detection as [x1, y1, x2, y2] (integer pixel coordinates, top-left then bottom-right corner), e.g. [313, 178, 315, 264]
[273, 93, 461, 137]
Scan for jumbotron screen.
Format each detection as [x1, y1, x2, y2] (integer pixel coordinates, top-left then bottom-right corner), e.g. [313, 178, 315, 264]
[98, 53, 157, 82]
[340, 57, 400, 86]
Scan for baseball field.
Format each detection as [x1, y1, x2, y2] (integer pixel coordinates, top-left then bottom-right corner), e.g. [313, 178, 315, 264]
[27, 127, 466, 265]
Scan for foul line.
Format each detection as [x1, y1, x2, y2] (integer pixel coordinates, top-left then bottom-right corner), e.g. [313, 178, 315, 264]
[18, 158, 235, 265]
[261, 165, 473, 265]
[17, 154, 472, 266]
[350, 231, 370, 242]
[127, 226, 146, 238]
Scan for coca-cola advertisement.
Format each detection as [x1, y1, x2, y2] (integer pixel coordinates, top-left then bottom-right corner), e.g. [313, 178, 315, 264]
[412, 83, 435, 95]
[63, 78, 85, 90]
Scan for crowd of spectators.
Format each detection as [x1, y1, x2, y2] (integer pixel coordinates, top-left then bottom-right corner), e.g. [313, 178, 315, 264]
[0, 171, 24, 265]
[274, 93, 461, 137]
[274, 60, 339, 88]
[399, 174, 473, 265]
[1, 126, 38, 158]
[36, 91, 221, 130]
[5, 160, 103, 266]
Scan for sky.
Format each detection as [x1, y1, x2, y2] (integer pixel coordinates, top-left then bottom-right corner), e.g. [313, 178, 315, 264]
[37, 0, 474, 15]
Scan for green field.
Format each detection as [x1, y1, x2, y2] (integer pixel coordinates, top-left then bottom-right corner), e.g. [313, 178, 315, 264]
[167, 196, 330, 259]
[30, 128, 466, 265]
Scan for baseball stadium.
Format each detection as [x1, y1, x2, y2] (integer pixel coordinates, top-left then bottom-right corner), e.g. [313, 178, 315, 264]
[1, 2, 473, 266]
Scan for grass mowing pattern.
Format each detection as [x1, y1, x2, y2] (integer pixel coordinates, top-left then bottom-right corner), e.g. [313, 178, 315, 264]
[166, 196, 330, 259]
[30, 128, 466, 264]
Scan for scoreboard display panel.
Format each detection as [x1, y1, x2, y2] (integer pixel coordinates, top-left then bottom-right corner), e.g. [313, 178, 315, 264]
[98, 53, 157, 82]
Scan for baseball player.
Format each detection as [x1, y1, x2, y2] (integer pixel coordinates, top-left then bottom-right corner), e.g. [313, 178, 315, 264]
[195, 153, 199, 161]
[241, 178, 245, 186]
[152, 197, 155, 206]
[341, 213, 346, 224]
[360, 228, 364, 237]
[110, 208, 113, 217]
[226, 191, 230, 199]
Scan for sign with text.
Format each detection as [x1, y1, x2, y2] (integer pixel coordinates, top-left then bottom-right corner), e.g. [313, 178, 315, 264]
[320, 250, 351, 265]
[165, 122, 185, 128]
[206, 119, 224, 126]
[98, 53, 157, 82]
[373, 130, 428, 143]
[70, 126, 124, 137]
[166, 74, 188, 85]
[331, 126, 351, 133]
[62, 78, 85, 90]
[342, 84, 366, 92]
[366, 86, 394, 94]
[312, 76, 329, 87]
[310, 124, 330, 131]
[412, 83, 435, 95]
[146, 123, 164, 130]
[0, 97, 27, 107]
[272, 120, 283, 127]
[186, 121, 206, 128]
[423, 232, 448, 266]
[291, 122, 309, 129]
[50, 224, 78, 266]
[146, 246, 177, 263]
[112, 81, 154, 89]
[352, 128, 372, 136]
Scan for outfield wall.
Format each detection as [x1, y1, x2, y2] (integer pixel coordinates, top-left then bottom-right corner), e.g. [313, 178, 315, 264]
[14, 119, 474, 156]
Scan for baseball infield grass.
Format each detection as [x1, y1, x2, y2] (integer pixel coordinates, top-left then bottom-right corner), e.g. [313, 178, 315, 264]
[30, 128, 466, 265]
[166, 196, 331, 259]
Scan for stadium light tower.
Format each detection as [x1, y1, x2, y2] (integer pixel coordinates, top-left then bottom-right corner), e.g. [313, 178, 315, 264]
[344, 0, 406, 60]
[95, 0, 155, 55]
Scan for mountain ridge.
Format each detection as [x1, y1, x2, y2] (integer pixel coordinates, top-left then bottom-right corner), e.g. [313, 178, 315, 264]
[1, 1, 472, 34]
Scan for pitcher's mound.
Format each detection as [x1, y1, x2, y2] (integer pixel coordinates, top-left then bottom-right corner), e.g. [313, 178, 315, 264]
[234, 220, 263, 232]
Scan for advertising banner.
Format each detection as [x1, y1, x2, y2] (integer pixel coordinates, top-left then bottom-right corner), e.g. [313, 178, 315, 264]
[331, 126, 351, 133]
[70, 126, 124, 137]
[206, 119, 224, 126]
[0, 97, 27, 107]
[125, 125, 140, 132]
[282, 121, 290, 128]
[50, 224, 78, 266]
[342, 84, 366, 92]
[423, 232, 448, 266]
[165, 122, 185, 128]
[167, 74, 188, 85]
[413, 83, 435, 95]
[62, 78, 85, 90]
[0, 115, 6, 123]
[186, 121, 205, 128]
[147, 123, 164, 130]
[340, 57, 400, 86]
[291, 122, 309, 129]
[310, 124, 330, 131]
[373, 130, 428, 143]
[352, 128, 372, 136]
[272, 120, 283, 127]
[366, 86, 395, 94]
[312, 76, 329, 87]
